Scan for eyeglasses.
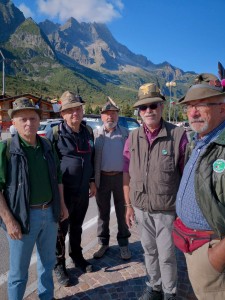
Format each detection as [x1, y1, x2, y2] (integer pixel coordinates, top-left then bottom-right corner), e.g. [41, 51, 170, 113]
[139, 103, 161, 111]
[182, 103, 224, 113]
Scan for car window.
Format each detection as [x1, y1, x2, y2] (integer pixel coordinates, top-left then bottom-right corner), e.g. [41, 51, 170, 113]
[126, 120, 140, 131]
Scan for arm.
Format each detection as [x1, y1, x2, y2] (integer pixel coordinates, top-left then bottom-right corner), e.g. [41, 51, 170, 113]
[58, 183, 69, 221]
[123, 172, 135, 228]
[89, 182, 97, 197]
[123, 137, 135, 228]
[208, 239, 225, 272]
[0, 192, 22, 239]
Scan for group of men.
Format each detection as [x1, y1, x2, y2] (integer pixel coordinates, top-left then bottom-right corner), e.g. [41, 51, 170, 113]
[0, 70, 225, 300]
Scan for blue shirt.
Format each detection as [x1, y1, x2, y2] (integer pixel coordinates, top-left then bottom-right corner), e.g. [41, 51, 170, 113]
[176, 121, 225, 230]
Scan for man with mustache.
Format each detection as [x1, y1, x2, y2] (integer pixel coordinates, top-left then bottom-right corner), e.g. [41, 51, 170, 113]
[175, 73, 225, 299]
[93, 98, 131, 260]
[123, 83, 188, 300]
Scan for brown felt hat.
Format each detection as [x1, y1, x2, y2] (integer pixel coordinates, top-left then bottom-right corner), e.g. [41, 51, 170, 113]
[101, 97, 120, 113]
[133, 83, 166, 108]
[60, 91, 85, 111]
[8, 97, 42, 118]
[179, 73, 225, 104]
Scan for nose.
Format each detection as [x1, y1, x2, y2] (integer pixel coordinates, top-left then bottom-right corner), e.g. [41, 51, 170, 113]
[188, 106, 200, 117]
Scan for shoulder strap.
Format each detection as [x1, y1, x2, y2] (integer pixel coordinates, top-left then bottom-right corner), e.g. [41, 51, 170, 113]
[52, 124, 60, 142]
[5, 138, 12, 160]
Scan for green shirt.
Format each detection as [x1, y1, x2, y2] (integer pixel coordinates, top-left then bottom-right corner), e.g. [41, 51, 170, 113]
[0, 135, 62, 205]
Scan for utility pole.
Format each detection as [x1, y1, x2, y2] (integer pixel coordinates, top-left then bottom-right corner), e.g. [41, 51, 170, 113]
[0, 50, 5, 95]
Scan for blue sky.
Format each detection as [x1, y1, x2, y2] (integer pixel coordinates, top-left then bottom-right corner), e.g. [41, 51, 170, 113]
[12, 0, 225, 76]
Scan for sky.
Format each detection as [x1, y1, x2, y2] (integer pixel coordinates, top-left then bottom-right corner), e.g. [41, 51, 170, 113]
[11, 0, 225, 76]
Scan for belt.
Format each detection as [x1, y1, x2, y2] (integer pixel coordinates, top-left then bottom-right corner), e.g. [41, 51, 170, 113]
[30, 200, 52, 210]
[101, 171, 122, 176]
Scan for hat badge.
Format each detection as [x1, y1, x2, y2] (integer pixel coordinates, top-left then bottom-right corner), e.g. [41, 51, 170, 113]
[140, 85, 150, 95]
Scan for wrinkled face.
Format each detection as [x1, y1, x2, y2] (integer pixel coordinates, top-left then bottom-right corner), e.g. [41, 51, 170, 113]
[185, 97, 225, 138]
[101, 110, 118, 129]
[139, 102, 163, 131]
[61, 105, 83, 128]
[12, 110, 40, 140]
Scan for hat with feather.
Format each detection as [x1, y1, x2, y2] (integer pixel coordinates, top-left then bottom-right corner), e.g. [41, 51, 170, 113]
[101, 97, 120, 113]
[179, 63, 225, 104]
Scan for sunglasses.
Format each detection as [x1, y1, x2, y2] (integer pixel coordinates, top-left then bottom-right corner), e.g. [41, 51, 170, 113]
[139, 103, 161, 111]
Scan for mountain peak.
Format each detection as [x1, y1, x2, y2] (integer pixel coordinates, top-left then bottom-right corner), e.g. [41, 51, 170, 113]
[0, 0, 25, 41]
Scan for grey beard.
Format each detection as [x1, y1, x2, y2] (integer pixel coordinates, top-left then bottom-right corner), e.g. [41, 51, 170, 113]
[105, 121, 117, 129]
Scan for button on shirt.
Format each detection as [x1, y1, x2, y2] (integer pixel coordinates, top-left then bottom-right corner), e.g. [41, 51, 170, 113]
[101, 126, 124, 172]
[176, 121, 225, 230]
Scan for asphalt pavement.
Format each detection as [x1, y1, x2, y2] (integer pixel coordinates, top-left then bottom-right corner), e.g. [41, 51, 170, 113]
[25, 223, 197, 300]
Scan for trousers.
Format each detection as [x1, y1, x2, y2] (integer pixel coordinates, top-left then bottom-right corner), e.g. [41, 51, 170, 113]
[185, 240, 225, 300]
[96, 173, 131, 246]
[7, 207, 57, 300]
[56, 187, 89, 265]
[134, 208, 177, 294]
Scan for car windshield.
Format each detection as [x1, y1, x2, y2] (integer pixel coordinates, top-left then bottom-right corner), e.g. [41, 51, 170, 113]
[38, 124, 47, 131]
[84, 118, 103, 130]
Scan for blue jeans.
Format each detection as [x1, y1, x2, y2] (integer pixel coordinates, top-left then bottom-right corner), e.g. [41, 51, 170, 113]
[7, 207, 57, 300]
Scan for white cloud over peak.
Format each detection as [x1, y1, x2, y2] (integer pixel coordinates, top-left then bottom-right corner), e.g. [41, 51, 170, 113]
[37, 0, 124, 23]
[18, 3, 34, 18]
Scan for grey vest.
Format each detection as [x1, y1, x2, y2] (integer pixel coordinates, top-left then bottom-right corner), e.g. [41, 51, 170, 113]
[129, 121, 185, 212]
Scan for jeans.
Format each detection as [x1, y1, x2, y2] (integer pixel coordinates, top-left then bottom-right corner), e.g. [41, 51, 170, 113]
[7, 207, 57, 300]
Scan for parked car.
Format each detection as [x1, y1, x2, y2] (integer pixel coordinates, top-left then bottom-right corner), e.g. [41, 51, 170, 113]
[83, 114, 140, 131]
[37, 119, 63, 137]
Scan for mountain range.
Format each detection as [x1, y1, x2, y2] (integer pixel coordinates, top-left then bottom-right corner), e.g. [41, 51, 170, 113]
[0, 0, 195, 106]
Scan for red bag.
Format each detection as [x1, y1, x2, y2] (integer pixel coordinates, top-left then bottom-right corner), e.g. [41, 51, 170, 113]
[172, 218, 212, 253]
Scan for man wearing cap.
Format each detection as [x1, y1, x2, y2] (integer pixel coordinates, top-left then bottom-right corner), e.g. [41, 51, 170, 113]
[0, 97, 68, 300]
[47, 91, 96, 286]
[175, 73, 225, 299]
[93, 97, 131, 260]
[123, 83, 188, 300]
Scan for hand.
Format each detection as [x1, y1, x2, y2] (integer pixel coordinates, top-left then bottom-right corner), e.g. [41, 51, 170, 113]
[208, 239, 225, 273]
[89, 182, 97, 198]
[125, 206, 135, 229]
[6, 217, 22, 240]
[60, 202, 69, 222]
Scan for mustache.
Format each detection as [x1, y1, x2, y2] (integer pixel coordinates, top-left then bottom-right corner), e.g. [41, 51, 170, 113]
[190, 118, 205, 123]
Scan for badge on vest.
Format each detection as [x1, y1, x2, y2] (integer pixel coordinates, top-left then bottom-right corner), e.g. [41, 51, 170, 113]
[162, 149, 168, 155]
[213, 159, 225, 173]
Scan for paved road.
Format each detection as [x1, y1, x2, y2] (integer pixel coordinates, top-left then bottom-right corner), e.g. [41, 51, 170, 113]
[0, 196, 105, 300]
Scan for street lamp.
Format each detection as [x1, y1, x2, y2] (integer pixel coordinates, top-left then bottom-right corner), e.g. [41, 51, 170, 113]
[166, 81, 176, 122]
[0, 50, 5, 96]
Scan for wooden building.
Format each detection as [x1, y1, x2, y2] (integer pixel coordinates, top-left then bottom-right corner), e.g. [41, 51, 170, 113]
[0, 93, 55, 130]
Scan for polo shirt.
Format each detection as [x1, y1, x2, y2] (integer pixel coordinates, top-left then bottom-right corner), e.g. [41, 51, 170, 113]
[0, 135, 62, 205]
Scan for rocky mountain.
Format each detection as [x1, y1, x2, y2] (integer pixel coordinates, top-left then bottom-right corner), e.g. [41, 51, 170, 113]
[0, 0, 25, 42]
[0, 0, 195, 105]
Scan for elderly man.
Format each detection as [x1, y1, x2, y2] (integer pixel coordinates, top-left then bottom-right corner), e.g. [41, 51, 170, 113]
[175, 73, 225, 300]
[93, 98, 131, 260]
[0, 97, 68, 300]
[123, 83, 188, 300]
[47, 91, 96, 286]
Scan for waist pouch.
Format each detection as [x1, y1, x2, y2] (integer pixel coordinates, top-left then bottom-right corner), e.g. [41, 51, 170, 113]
[172, 218, 212, 253]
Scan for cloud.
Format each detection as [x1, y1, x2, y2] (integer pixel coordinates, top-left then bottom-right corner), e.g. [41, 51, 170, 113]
[18, 3, 34, 18]
[37, 0, 124, 23]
